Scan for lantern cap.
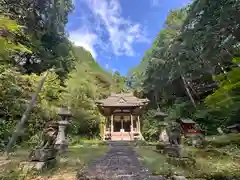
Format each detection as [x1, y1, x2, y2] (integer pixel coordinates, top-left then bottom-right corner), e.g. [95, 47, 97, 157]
[58, 107, 72, 117]
[153, 111, 168, 119]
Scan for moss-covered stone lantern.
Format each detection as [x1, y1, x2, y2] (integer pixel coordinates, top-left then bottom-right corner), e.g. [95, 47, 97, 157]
[55, 107, 72, 153]
[153, 111, 169, 143]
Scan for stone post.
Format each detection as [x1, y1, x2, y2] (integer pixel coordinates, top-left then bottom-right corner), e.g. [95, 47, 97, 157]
[55, 120, 69, 153]
[55, 107, 71, 153]
[159, 123, 169, 144]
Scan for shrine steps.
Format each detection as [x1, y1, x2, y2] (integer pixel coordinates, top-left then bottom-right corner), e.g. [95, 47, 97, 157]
[110, 132, 132, 141]
[103, 132, 144, 141]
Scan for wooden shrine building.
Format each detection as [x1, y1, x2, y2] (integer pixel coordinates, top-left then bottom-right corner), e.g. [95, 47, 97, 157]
[96, 93, 149, 141]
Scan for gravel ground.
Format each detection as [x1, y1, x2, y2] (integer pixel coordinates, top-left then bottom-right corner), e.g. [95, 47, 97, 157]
[77, 141, 167, 180]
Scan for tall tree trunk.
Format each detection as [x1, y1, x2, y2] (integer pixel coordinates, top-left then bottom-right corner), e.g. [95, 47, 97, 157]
[154, 91, 160, 110]
[5, 70, 50, 155]
[177, 60, 197, 108]
[181, 75, 197, 108]
[187, 82, 200, 100]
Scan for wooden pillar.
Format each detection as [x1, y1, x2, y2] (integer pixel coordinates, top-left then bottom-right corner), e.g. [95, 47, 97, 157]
[136, 116, 138, 132]
[137, 116, 140, 132]
[111, 114, 113, 132]
[103, 117, 106, 140]
[130, 114, 133, 132]
[121, 119, 123, 131]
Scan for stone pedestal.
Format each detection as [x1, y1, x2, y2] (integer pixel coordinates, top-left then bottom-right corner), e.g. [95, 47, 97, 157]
[29, 148, 58, 162]
[55, 120, 69, 153]
[172, 175, 188, 180]
[26, 148, 58, 171]
[164, 144, 196, 167]
[159, 128, 169, 143]
[21, 159, 57, 172]
[164, 144, 188, 157]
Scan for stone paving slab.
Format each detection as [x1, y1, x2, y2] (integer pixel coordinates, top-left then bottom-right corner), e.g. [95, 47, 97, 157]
[77, 141, 167, 180]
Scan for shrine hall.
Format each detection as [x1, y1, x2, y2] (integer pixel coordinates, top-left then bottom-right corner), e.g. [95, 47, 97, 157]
[96, 93, 149, 141]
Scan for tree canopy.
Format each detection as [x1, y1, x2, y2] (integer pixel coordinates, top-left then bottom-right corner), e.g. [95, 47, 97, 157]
[128, 0, 240, 139]
[0, 0, 127, 149]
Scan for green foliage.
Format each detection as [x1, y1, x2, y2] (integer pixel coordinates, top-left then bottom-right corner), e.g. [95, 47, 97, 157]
[137, 145, 240, 178]
[0, 168, 28, 180]
[112, 71, 127, 93]
[0, 0, 126, 149]
[0, 65, 63, 149]
[207, 133, 240, 148]
[201, 58, 240, 128]
[142, 110, 161, 141]
[0, 41, 124, 149]
[205, 60, 240, 113]
[128, 0, 240, 137]
[0, 16, 31, 62]
[60, 46, 126, 138]
[0, 0, 74, 75]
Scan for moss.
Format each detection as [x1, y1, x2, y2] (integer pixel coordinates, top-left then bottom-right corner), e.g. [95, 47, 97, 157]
[207, 133, 240, 148]
[0, 145, 108, 179]
[156, 143, 165, 151]
[133, 140, 159, 147]
[135, 146, 193, 177]
[136, 145, 240, 179]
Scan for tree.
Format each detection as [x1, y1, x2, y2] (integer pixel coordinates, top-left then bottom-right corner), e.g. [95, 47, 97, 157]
[128, 0, 240, 136]
[205, 58, 240, 126]
[0, 15, 31, 63]
[0, 0, 74, 76]
[5, 70, 50, 154]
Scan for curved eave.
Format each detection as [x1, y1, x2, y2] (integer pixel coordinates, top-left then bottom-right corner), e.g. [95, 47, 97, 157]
[96, 104, 148, 116]
[96, 100, 149, 107]
[97, 104, 143, 107]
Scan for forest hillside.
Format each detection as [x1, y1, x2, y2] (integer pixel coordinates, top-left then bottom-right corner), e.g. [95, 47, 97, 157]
[128, 0, 240, 140]
[0, 0, 126, 149]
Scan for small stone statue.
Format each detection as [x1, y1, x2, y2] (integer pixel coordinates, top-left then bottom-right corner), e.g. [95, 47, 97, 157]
[159, 128, 169, 144]
[41, 122, 59, 148]
[29, 121, 59, 162]
[164, 119, 186, 157]
[167, 120, 184, 146]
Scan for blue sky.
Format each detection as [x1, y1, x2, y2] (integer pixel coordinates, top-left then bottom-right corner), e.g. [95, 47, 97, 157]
[66, 0, 191, 75]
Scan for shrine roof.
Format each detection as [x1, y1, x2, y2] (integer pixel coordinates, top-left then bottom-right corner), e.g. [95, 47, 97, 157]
[180, 118, 196, 124]
[153, 111, 168, 118]
[96, 93, 149, 107]
[227, 124, 240, 129]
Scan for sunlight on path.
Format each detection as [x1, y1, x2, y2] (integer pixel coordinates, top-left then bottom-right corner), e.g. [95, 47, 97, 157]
[34, 172, 76, 180]
[0, 145, 108, 180]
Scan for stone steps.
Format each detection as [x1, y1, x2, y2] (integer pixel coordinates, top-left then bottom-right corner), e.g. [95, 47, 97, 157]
[111, 132, 131, 141]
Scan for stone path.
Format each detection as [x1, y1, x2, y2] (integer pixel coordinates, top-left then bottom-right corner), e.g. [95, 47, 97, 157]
[77, 141, 167, 180]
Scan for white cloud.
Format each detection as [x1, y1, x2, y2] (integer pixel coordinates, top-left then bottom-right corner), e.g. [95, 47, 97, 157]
[150, 0, 161, 7]
[68, 0, 149, 58]
[105, 63, 109, 69]
[69, 29, 98, 58]
[104, 63, 118, 73]
[86, 0, 149, 56]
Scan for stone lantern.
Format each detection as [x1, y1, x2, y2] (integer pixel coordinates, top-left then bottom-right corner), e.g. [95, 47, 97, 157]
[55, 107, 72, 153]
[153, 111, 169, 144]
